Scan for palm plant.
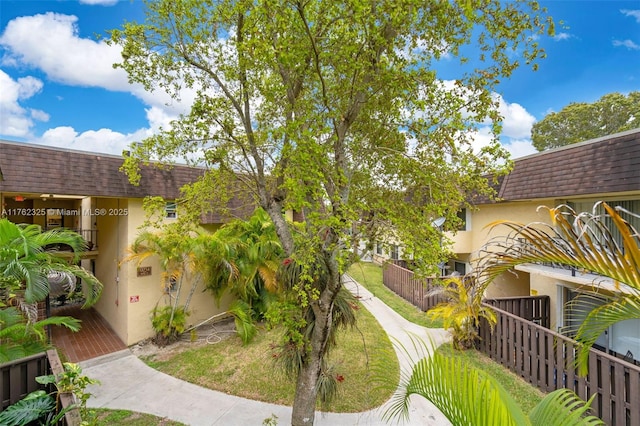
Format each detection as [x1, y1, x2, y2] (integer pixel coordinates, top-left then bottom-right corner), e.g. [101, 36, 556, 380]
[0, 219, 103, 316]
[475, 202, 640, 373]
[201, 208, 282, 319]
[126, 222, 202, 344]
[426, 276, 497, 350]
[383, 337, 603, 426]
[0, 307, 79, 362]
[269, 255, 358, 409]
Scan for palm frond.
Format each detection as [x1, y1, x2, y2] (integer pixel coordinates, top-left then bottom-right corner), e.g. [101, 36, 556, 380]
[383, 335, 528, 426]
[574, 295, 640, 374]
[529, 389, 604, 426]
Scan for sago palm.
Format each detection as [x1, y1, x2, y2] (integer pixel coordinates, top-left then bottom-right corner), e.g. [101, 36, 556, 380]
[384, 337, 603, 426]
[0, 219, 102, 311]
[475, 202, 640, 373]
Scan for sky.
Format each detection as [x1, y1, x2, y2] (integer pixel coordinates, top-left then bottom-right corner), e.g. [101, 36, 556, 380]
[0, 1, 639, 159]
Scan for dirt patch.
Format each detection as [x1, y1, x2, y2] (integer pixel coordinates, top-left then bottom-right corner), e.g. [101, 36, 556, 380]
[130, 318, 237, 362]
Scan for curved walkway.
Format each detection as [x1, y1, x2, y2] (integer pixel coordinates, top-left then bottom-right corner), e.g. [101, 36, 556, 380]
[81, 275, 451, 425]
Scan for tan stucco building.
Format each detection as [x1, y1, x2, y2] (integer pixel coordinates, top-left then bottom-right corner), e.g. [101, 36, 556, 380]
[447, 128, 640, 362]
[0, 140, 250, 345]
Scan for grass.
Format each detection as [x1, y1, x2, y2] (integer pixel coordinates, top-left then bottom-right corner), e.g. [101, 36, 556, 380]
[437, 343, 545, 414]
[347, 262, 443, 328]
[348, 261, 545, 414]
[87, 408, 186, 425]
[144, 301, 398, 413]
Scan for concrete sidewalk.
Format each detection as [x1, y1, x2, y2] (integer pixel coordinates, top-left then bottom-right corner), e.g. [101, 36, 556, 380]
[81, 275, 451, 425]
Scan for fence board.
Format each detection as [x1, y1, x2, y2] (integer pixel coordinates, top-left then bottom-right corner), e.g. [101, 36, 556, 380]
[382, 261, 640, 425]
[478, 307, 640, 426]
[0, 352, 49, 409]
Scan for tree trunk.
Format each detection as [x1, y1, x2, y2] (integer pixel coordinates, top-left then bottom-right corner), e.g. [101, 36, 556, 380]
[290, 346, 323, 425]
[290, 301, 332, 426]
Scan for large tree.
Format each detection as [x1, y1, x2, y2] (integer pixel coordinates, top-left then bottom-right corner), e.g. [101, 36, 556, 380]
[532, 91, 640, 151]
[110, 1, 552, 424]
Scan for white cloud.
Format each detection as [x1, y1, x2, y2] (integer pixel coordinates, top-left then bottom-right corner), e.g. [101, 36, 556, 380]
[621, 9, 640, 23]
[30, 109, 50, 122]
[0, 12, 190, 121]
[502, 139, 537, 159]
[495, 95, 536, 139]
[37, 125, 150, 154]
[553, 32, 573, 41]
[79, 0, 119, 5]
[0, 12, 190, 148]
[0, 69, 48, 137]
[0, 13, 130, 90]
[613, 39, 640, 50]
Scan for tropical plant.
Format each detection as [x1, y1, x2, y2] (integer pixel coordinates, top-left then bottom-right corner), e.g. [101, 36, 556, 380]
[0, 307, 80, 362]
[128, 209, 279, 346]
[475, 202, 640, 373]
[37, 361, 99, 416]
[0, 219, 103, 313]
[267, 257, 358, 409]
[0, 390, 59, 426]
[201, 208, 282, 319]
[126, 222, 203, 343]
[0, 362, 98, 426]
[150, 304, 189, 346]
[383, 338, 604, 426]
[426, 276, 497, 350]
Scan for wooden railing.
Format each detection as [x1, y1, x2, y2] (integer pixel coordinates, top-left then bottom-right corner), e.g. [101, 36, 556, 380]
[382, 260, 444, 311]
[478, 306, 640, 426]
[485, 295, 551, 329]
[382, 261, 640, 425]
[0, 352, 51, 410]
[0, 350, 81, 425]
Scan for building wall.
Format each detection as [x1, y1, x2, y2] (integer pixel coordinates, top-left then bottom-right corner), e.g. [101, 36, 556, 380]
[529, 273, 562, 328]
[93, 197, 129, 344]
[463, 199, 557, 297]
[114, 199, 232, 345]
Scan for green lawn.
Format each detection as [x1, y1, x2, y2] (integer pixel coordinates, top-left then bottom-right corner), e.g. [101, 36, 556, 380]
[347, 262, 443, 328]
[143, 301, 398, 413]
[87, 409, 186, 425]
[348, 262, 545, 413]
[135, 261, 544, 416]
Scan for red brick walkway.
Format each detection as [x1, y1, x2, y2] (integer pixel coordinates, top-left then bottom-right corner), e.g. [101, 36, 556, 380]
[50, 305, 127, 362]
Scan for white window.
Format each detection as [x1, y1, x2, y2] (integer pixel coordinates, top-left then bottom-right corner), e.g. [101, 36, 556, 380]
[389, 244, 399, 260]
[376, 242, 383, 255]
[457, 208, 469, 231]
[165, 202, 177, 219]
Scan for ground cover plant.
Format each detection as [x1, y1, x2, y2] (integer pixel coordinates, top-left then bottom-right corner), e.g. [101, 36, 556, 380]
[143, 302, 397, 413]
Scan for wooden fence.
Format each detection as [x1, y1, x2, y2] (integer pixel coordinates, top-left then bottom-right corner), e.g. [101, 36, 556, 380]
[0, 351, 51, 410]
[478, 307, 640, 426]
[0, 350, 81, 425]
[382, 260, 640, 425]
[382, 260, 444, 311]
[485, 295, 551, 329]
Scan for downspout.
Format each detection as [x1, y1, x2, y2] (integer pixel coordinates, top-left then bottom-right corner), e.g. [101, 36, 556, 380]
[115, 199, 120, 307]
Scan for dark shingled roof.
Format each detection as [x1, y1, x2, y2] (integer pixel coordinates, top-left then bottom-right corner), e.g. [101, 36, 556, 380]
[486, 128, 640, 203]
[0, 140, 255, 222]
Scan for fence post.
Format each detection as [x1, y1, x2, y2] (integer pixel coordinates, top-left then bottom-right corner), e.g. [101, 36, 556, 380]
[46, 350, 81, 426]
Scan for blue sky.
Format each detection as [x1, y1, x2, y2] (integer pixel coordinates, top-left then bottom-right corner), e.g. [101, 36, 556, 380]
[1, 1, 639, 158]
